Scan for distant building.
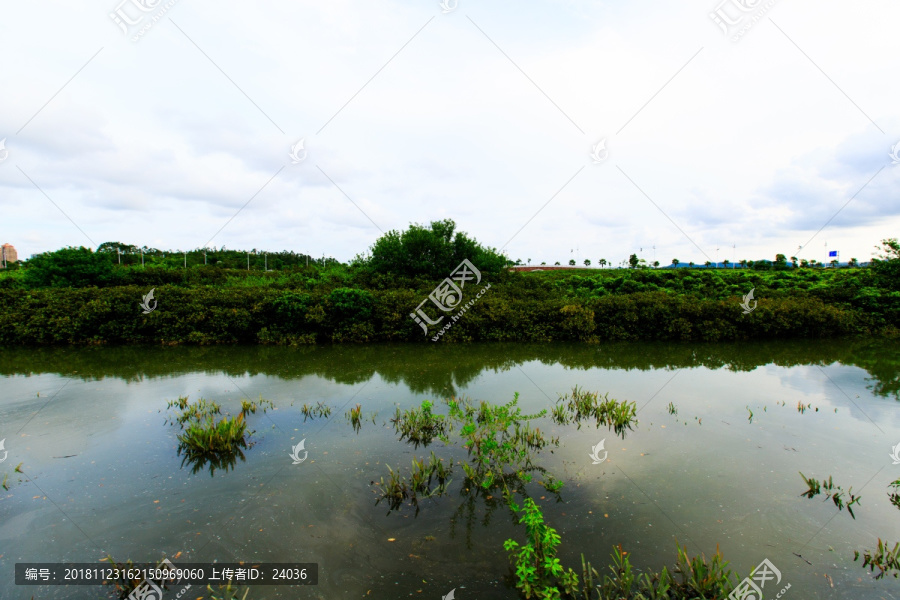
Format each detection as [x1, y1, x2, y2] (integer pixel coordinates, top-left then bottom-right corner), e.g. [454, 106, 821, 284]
[1, 243, 18, 267]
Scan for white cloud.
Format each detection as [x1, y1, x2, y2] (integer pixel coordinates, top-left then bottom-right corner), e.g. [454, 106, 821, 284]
[0, 0, 897, 263]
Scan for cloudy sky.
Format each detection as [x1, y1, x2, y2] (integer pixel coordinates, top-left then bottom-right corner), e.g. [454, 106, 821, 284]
[1, 0, 897, 266]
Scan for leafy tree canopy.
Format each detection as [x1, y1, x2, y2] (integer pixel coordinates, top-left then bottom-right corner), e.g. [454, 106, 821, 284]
[23, 246, 115, 288]
[362, 219, 506, 279]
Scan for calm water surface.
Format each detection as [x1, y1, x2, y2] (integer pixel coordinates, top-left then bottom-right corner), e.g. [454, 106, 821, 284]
[1, 340, 899, 599]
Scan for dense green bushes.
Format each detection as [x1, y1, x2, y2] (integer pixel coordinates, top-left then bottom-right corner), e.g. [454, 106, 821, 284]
[2, 234, 896, 345]
[0, 273, 892, 346]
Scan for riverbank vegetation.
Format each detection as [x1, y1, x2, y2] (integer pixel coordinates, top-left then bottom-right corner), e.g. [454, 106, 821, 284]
[0, 224, 896, 345]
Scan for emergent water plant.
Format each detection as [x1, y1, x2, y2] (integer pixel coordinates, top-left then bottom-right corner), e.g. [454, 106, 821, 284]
[503, 498, 740, 599]
[552, 386, 637, 438]
[800, 473, 861, 518]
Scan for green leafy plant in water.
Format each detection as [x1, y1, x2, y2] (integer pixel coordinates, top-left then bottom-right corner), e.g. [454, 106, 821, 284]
[855, 538, 900, 579]
[447, 393, 560, 499]
[667, 402, 677, 416]
[800, 473, 861, 518]
[889, 479, 900, 509]
[552, 386, 637, 438]
[503, 497, 580, 599]
[503, 499, 738, 599]
[347, 403, 363, 432]
[391, 399, 449, 447]
[164, 395, 273, 475]
[300, 401, 331, 421]
[374, 451, 453, 514]
[239, 396, 274, 417]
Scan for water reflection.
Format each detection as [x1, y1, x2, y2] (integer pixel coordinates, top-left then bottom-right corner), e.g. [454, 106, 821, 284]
[2, 338, 898, 399]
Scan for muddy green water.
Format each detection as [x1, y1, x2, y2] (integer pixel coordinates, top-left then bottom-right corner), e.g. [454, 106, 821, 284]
[1, 340, 900, 599]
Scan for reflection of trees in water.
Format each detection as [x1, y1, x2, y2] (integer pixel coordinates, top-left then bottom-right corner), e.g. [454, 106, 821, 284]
[2, 338, 898, 399]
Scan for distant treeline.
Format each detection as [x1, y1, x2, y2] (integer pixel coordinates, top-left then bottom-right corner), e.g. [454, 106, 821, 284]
[0, 224, 896, 345]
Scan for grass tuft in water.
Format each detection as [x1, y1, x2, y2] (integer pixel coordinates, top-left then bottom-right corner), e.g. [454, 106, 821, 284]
[855, 538, 900, 580]
[165, 395, 274, 475]
[374, 451, 453, 514]
[300, 401, 331, 421]
[346, 403, 363, 432]
[552, 386, 637, 438]
[800, 472, 861, 518]
[391, 399, 449, 447]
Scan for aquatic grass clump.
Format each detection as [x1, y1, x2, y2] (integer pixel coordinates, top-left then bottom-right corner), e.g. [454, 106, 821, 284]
[800, 472, 861, 518]
[374, 451, 453, 514]
[552, 386, 637, 438]
[889, 479, 900, 509]
[239, 396, 274, 416]
[300, 401, 332, 421]
[165, 395, 274, 475]
[855, 538, 900, 580]
[391, 399, 449, 447]
[347, 403, 362, 432]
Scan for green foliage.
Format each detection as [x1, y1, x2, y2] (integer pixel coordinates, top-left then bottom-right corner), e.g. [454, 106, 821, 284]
[23, 246, 115, 288]
[164, 395, 272, 475]
[504, 500, 738, 600]
[446, 393, 560, 496]
[552, 386, 637, 438]
[374, 451, 453, 513]
[855, 538, 900, 579]
[300, 401, 331, 421]
[363, 219, 506, 278]
[799, 472, 861, 518]
[391, 399, 450, 447]
[1, 258, 896, 346]
[504, 497, 580, 599]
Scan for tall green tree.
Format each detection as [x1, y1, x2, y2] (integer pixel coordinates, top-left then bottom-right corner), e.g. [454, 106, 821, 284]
[23, 246, 115, 288]
[363, 219, 505, 279]
[628, 254, 639, 269]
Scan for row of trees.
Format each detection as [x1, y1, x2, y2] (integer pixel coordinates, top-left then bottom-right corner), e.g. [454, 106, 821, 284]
[511, 253, 867, 269]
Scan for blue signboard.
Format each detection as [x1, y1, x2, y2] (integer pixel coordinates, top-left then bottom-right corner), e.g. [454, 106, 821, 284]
[828, 251, 838, 257]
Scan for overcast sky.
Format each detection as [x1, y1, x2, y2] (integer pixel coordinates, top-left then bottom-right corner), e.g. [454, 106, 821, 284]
[1, 0, 897, 266]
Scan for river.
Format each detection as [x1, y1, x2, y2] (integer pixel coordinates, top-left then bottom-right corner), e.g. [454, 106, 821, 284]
[1, 339, 899, 599]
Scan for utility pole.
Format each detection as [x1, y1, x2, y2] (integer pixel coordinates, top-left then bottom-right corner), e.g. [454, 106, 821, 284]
[247, 253, 250, 270]
[184, 252, 186, 268]
[141, 248, 144, 266]
[117, 248, 121, 265]
[265, 254, 267, 271]
[204, 250, 207, 265]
